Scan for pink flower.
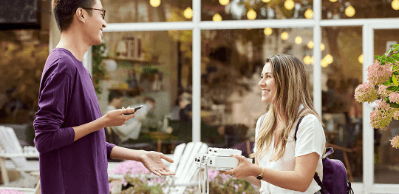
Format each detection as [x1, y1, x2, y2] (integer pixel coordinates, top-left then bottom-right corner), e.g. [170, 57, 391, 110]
[378, 85, 392, 98]
[389, 92, 399, 104]
[121, 179, 127, 186]
[370, 109, 393, 129]
[354, 82, 378, 103]
[367, 61, 392, 85]
[0, 189, 24, 194]
[109, 160, 150, 175]
[390, 135, 399, 149]
[394, 111, 399, 120]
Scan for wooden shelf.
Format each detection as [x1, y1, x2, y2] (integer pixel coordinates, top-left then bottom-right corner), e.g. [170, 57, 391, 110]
[108, 87, 141, 97]
[105, 57, 160, 65]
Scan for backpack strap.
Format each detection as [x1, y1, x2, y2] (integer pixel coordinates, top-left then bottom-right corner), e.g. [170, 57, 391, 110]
[294, 116, 305, 141]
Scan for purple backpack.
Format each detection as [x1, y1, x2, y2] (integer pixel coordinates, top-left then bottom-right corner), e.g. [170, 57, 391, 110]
[294, 116, 354, 194]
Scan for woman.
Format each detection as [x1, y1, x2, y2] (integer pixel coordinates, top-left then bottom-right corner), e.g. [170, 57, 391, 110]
[223, 55, 326, 193]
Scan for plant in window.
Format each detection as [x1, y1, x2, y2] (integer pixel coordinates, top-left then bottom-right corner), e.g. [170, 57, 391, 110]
[354, 44, 399, 148]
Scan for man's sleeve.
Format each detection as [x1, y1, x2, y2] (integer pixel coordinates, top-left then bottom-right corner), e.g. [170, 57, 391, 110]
[33, 65, 75, 154]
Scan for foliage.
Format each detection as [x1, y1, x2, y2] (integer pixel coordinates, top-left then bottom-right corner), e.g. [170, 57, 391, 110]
[354, 44, 399, 148]
[110, 161, 259, 194]
[0, 38, 48, 123]
[92, 43, 107, 94]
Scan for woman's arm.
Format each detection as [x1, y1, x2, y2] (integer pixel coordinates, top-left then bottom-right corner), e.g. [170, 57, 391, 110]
[244, 159, 261, 187]
[224, 152, 319, 192]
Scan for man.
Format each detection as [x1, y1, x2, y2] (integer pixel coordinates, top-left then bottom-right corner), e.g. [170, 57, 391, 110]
[33, 0, 174, 193]
[107, 91, 156, 142]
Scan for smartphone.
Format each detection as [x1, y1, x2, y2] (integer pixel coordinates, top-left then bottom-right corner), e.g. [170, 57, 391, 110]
[123, 105, 144, 115]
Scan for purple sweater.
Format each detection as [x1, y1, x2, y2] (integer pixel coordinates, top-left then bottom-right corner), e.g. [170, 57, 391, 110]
[34, 48, 115, 194]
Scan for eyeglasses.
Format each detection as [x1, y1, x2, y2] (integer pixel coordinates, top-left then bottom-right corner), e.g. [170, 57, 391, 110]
[81, 8, 106, 19]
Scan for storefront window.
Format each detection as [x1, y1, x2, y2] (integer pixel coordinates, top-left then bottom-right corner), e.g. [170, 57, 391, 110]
[102, 0, 193, 23]
[322, 0, 399, 19]
[100, 30, 192, 153]
[200, 28, 313, 154]
[321, 26, 363, 183]
[202, 0, 315, 21]
[374, 29, 399, 184]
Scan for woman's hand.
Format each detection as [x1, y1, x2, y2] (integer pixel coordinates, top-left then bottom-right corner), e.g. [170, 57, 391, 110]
[140, 151, 175, 177]
[221, 155, 260, 179]
[102, 108, 137, 127]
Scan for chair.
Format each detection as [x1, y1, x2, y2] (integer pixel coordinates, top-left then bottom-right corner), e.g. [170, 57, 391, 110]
[0, 126, 40, 194]
[107, 141, 208, 194]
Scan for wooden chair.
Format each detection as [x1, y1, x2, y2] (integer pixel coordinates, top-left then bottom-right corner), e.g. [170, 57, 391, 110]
[0, 126, 40, 194]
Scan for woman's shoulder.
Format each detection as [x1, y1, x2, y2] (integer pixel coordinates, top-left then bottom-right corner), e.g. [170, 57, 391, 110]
[298, 114, 323, 130]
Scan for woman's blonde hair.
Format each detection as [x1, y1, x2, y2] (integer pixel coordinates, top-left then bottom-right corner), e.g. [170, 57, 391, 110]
[251, 54, 322, 161]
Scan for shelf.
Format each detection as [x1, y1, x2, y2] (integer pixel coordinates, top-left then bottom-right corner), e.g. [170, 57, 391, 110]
[108, 87, 141, 97]
[105, 57, 160, 65]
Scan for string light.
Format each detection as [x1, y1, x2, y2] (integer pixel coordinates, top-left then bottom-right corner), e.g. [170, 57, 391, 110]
[262, 0, 271, 2]
[304, 8, 313, 19]
[281, 31, 289, 40]
[284, 0, 295, 10]
[325, 54, 333, 64]
[247, 9, 257, 20]
[213, 13, 222, 22]
[149, 0, 161, 7]
[295, 36, 302, 44]
[307, 41, 314, 49]
[303, 55, 312, 65]
[183, 7, 193, 19]
[358, 54, 363, 64]
[264, 28, 273, 36]
[392, 0, 399, 10]
[345, 5, 355, 17]
[321, 43, 325, 51]
[329, 0, 337, 2]
[219, 0, 229, 6]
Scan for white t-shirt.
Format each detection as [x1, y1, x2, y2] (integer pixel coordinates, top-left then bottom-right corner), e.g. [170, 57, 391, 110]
[254, 111, 326, 194]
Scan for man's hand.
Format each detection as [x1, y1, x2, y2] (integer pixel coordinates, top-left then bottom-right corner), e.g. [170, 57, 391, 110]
[102, 108, 137, 127]
[140, 151, 175, 177]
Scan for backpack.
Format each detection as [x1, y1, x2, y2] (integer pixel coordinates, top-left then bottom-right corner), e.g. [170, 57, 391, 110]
[294, 116, 354, 194]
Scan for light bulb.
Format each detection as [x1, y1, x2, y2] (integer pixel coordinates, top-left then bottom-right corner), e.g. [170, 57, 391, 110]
[262, 0, 271, 2]
[295, 36, 302, 44]
[264, 28, 273, 36]
[304, 8, 313, 19]
[247, 9, 257, 20]
[329, 0, 337, 2]
[307, 41, 314, 49]
[321, 58, 329, 68]
[284, 0, 295, 10]
[303, 56, 311, 65]
[281, 31, 289, 40]
[321, 43, 325, 51]
[358, 54, 363, 64]
[392, 0, 399, 10]
[183, 7, 193, 19]
[345, 5, 355, 17]
[213, 13, 222, 22]
[325, 54, 333, 64]
[219, 0, 229, 6]
[150, 0, 161, 7]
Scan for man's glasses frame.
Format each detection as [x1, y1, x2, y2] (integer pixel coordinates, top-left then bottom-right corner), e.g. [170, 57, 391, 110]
[81, 8, 106, 19]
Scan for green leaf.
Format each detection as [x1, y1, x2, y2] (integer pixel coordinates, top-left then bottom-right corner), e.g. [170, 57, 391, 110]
[387, 57, 396, 64]
[390, 103, 399, 108]
[393, 75, 398, 86]
[387, 86, 399, 91]
[392, 54, 399, 61]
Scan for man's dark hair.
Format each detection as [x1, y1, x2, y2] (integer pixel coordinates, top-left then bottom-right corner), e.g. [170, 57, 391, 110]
[52, 0, 96, 31]
[108, 90, 124, 103]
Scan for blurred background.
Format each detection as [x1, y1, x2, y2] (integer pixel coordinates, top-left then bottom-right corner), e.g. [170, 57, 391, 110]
[0, 0, 399, 192]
